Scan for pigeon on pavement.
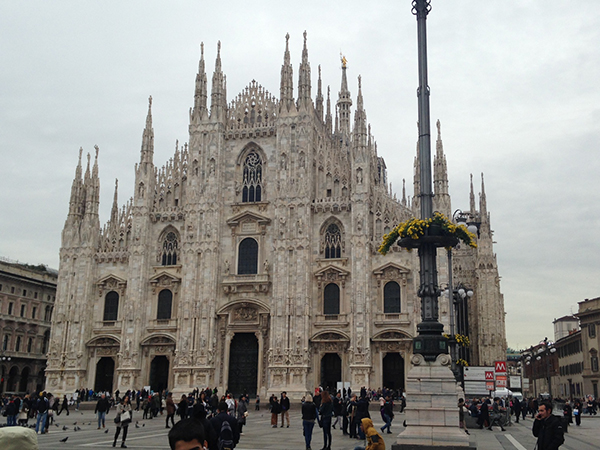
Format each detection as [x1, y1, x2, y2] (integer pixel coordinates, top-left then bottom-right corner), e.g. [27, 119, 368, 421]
[59, 437, 69, 442]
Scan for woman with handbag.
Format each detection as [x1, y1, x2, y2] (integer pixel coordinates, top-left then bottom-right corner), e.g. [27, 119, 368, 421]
[113, 395, 132, 448]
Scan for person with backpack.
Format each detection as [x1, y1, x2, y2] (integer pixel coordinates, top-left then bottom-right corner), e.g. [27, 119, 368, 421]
[210, 401, 239, 450]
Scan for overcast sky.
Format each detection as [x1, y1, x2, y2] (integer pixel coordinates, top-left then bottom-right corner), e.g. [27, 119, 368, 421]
[1, 1, 599, 352]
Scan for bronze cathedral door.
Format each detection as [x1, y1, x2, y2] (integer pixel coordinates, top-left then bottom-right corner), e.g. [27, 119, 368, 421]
[228, 333, 258, 397]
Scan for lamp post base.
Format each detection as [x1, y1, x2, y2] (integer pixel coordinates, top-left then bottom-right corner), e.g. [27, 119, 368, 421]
[392, 353, 475, 450]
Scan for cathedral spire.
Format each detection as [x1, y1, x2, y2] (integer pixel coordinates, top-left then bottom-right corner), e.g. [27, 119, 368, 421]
[68, 148, 84, 217]
[480, 172, 488, 219]
[402, 178, 407, 207]
[297, 31, 312, 112]
[279, 33, 294, 114]
[109, 178, 119, 233]
[325, 86, 332, 134]
[315, 65, 323, 122]
[210, 41, 227, 122]
[469, 173, 476, 213]
[412, 137, 421, 213]
[140, 96, 154, 166]
[433, 119, 450, 216]
[352, 75, 367, 149]
[337, 54, 352, 135]
[191, 42, 209, 123]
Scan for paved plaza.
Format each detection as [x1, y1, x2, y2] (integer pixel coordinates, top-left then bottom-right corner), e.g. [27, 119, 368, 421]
[26, 404, 599, 450]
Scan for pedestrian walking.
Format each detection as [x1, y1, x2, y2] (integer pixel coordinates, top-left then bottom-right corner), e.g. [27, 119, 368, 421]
[532, 401, 564, 450]
[255, 394, 260, 411]
[113, 395, 132, 448]
[380, 396, 394, 434]
[237, 395, 248, 435]
[177, 395, 188, 422]
[165, 393, 176, 428]
[512, 396, 521, 423]
[35, 392, 49, 434]
[95, 393, 110, 429]
[458, 398, 469, 435]
[573, 400, 582, 426]
[280, 391, 290, 427]
[319, 390, 334, 450]
[301, 394, 318, 450]
[210, 401, 240, 449]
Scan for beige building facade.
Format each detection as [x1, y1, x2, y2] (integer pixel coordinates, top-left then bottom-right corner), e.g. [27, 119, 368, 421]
[46, 35, 507, 398]
[0, 259, 56, 394]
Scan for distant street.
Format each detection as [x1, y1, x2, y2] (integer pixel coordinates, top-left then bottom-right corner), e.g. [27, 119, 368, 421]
[30, 404, 600, 450]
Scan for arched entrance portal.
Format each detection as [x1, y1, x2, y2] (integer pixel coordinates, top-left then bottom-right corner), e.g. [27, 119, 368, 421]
[382, 353, 405, 391]
[7, 366, 19, 392]
[321, 353, 341, 391]
[94, 357, 115, 393]
[228, 333, 258, 397]
[150, 355, 170, 392]
[19, 367, 30, 392]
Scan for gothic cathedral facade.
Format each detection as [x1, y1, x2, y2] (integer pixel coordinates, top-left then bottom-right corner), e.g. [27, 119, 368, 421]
[46, 34, 506, 398]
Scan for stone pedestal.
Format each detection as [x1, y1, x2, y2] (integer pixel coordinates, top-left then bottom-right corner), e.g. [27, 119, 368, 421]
[392, 353, 475, 450]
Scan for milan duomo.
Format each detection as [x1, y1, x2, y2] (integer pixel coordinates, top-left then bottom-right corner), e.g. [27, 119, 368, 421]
[46, 33, 506, 398]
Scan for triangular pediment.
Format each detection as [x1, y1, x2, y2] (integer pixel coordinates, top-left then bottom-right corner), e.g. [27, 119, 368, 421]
[373, 262, 410, 276]
[314, 264, 350, 278]
[96, 274, 127, 286]
[227, 211, 271, 227]
[310, 331, 350, 342]
[149, 270, 181, 284]
[372, 330, 413, 341]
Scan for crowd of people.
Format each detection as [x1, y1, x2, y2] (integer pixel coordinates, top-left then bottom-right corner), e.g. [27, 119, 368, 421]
[464, 394, 597, 434]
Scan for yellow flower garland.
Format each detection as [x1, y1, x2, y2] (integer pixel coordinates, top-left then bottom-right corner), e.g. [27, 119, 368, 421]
[378, 212, 477, 255]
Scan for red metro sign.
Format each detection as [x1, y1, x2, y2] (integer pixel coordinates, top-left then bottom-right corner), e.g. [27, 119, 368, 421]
[494, 361, 507, 374]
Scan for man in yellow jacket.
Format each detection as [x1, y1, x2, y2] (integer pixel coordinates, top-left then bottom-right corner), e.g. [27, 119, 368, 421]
[354, 417, 385, 450]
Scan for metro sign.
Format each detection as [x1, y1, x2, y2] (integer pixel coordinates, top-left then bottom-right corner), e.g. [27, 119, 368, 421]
[485, 371, 494, 380]
[495, 361, 507, 373]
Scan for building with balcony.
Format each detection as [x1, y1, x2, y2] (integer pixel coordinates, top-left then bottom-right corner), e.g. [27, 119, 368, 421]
[577, 297, 600, 399]
[0, 259, 56, 394]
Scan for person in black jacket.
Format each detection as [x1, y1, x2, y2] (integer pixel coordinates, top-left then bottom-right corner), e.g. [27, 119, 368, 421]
[210, 401, 240, 449]
[280, 392, 291, 428]
[95, 394, 110, 429]
[191, 403, 218, 450]
[302, 394, 318, 450]
[532, 401, 565, 450]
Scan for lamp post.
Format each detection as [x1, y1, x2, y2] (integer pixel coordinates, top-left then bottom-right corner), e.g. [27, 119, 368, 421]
[409, 0, 449, 361]
[524, 338, 556, 399]
[537, 337, 556, 399]
[442, 209, 478, 385]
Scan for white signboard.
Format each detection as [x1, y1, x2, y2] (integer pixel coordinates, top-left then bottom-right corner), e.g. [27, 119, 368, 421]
[463, 366, 495, 380]
[509, 376, 522, 389]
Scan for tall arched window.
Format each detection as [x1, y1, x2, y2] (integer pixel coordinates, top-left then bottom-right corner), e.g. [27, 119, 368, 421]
[324, 283, 340, 315]
[238, 238, 258, 274]
[157, 289, 173, 320]
[103, 291, 119, 321]
[384, 281, 401, 313]
[161, 231, 179, 266]
[324, 224, 342, 258]
[242, 151, 262, 202]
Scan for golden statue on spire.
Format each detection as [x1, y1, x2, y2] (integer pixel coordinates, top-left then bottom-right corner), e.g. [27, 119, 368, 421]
[340, 53, 347, 68]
